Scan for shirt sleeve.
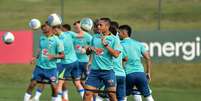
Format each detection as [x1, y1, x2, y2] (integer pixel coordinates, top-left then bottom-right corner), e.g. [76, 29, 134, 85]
[121, 47, 128, 59]
[112, 37, 122, 52]
[140, 43, 148, 55]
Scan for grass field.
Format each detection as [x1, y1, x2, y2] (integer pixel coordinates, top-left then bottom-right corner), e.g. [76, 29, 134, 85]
[0, 0, 201, 30]
[0, 63, 201, 101]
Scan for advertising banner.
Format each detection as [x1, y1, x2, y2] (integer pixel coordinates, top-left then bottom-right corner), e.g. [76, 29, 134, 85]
[0, 31, 33, 64]
[133, 30, 201, 62]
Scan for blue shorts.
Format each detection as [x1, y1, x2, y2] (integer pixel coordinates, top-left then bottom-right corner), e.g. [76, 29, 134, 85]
[116, 76, 126, 101]
[126, 72, 151, 97]
[85, 70, 116, 89]
[78, 62, 88, 80]
[57, 61, 80, 80]
[32, 65, 57, 83]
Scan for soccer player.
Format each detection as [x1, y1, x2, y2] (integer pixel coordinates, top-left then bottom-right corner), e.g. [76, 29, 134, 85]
[23, 24, 64, 101]
[97, 21, 126, 101]
[84, 18, 121, 101]
[30, 21, 51, 101]
[52, 25, 85, 101]
[118, 25, 154, 101]
[73, 21, 92, 85]
[110, 21, 126, 101]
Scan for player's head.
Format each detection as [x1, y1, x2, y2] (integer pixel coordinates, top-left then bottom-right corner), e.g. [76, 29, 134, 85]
[73, 20, 82, 33]
[118, 25, 132, 40]
[41, 23, 52, 36]
[62, 24, 71, 32]
[97, 17, 111, 34]
[52, 25, 63, 35]
[109, 21, 119, 35]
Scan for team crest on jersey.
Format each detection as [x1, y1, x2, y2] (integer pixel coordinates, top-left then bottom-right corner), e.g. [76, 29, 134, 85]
[42, 49, 48, 57]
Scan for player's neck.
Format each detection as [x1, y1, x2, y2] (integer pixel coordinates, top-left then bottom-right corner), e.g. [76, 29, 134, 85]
[77, 31, 84, 35]
[45, 33, 53, 37]
[102, 31, 111, 36]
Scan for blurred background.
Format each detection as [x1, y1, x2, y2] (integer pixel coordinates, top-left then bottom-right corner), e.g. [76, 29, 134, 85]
[0, 0, 201, 101]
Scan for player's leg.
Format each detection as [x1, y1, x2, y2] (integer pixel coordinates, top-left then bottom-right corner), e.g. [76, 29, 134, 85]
[32, 84, 46, 101]
[134, 72, 154, 101]
[126, 73, 140, 101]
[46, 68, 58, 101]
[132, 89, 142, 101]
[24, 80, 37, 101]
[50, 82, 58, 101]
[116, 76, 126, 101]
[102, 70, 117, 101]
[62, 81, 69, 101]
[57, 63, 66, 101]
[79, 62, 88, 85]
[24, 66, 42, 101]
[94, 82, 105, 101]
[84, 70, 101, 101]
[71, 61, 85, 99]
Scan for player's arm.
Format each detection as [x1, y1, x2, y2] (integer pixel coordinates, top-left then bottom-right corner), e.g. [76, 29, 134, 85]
[86, 54, 93, 73]
[122, 46, 128, 68]
[30, 49, 40, 64]
[142, 51, 152, 81]
[48, 38, 65, 60]
[104, 45, 120, 58]
[48, 52, 64, 60]
[101, 36, 120, 58]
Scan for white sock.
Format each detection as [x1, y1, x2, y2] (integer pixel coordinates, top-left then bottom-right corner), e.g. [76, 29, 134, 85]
[63, 90, 69, 100]
[78, 89, 85, 99]
[52, 96, 57, 101]
[123, 97, 127, 101]
[133, 95, 142, 101]
[145, 95, 154, 101]
[95, 95, 104, 101]
[57, 90, 62, 101]
[34, 88, 42, 100]
[124, 97, 128, 101]
[24, 93, 32, 101]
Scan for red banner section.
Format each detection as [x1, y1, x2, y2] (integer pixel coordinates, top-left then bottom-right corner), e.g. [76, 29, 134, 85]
[0, 31, 33, 64]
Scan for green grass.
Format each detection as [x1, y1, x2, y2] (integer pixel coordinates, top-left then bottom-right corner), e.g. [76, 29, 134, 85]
[0, 0, 201, 30]
[0, 64, 201, 101]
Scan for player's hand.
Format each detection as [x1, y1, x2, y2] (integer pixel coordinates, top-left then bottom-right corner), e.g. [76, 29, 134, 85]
[146, 72, 151, 82]
[30, 57, 36, 64]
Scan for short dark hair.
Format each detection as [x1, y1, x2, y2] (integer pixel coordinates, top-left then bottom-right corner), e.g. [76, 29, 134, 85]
[52, 25, 62, 29]
[119, 25, 132, 37]
[41, 24, 46, 29]
[62, 24, 71, 31]
[100, 17, 111, 26]
[109, 21, 119, 35]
